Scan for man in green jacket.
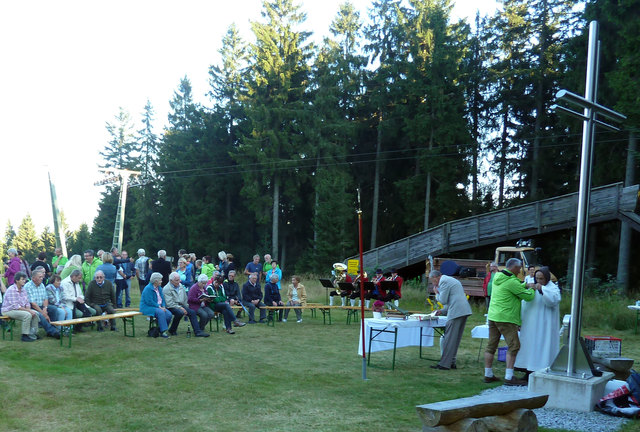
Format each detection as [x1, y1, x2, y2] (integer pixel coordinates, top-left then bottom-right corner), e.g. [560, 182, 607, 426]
[82, 249, 103, 288]
[484, 258, 535, 386]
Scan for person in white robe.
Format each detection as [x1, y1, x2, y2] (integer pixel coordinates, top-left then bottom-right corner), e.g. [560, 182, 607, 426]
[515, 266, 561, 375]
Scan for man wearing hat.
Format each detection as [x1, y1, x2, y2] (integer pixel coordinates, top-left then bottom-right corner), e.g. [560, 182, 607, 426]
[383, 268, 403, 307]
[365, 269, 386, 308]
[328, 263, 352, 306]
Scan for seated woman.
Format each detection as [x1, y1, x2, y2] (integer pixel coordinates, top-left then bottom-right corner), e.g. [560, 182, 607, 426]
[45, 274, 73, 323]
[140, 272, 173, 338]
[264, 273, 284, 322]
[206, 274, 246, 334]
[284, 275, 306, 323]
[187, 274, 215, 331]
[60, 254, 82, 280]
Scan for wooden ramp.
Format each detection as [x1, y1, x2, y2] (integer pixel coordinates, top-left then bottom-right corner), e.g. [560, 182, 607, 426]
[347, 183, 639, 272]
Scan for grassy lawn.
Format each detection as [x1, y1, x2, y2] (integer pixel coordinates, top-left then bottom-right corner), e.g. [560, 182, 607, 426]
[1, 278, 638, 432]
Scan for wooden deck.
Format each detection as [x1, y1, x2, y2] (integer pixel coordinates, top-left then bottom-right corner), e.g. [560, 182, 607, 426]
[347, 183, 639, 272]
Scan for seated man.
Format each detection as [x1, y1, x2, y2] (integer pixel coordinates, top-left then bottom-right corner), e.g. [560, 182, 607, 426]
[85, 270, 117, 331]
[163, 272, 209, 337]
[61, 270, 95, 332]
[206, 273, 246, 334]
[1, 271, 40, 342]
[241, 273, 266, 324]
[365, 268, 386, 308]
[382, 268, 403, 306]
[24, 268, 61, 339]
[264, 273, 284, 322]
[187, 274, 216, 331]
[223, 270, 243, 318]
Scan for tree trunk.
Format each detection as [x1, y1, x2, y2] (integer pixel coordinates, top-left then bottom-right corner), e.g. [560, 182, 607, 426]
[499, 107, 509, 207]
[371, 111, 382, 249]
[272, 174, 280, 260]
[530, 0, 548, 201]
[424, 104, 436, 230]
[314, 157, 320, 250]
[616, 130, 636, 295]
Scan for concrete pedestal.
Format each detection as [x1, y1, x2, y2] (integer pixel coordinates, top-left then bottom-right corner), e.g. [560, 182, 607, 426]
[528, 370, 614, 412]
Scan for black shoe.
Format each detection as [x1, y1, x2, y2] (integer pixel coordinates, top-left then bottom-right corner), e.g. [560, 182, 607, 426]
[504, 377, 527, 386]
[248, 320, 257, 324]
[74, 326, 84, 333]
[430, 364, 450, 370]
[168, 330, 178, 336]
[483, 375, 501, 383]
[49, 333, 61, 339]
[259, 319, 267, 324]
[451, 364, 457, 369]
[195, 332, 210, 337]
[111, 327, 118, 331]
[98, 326, 104, 332]
[21, 335, 35, 342]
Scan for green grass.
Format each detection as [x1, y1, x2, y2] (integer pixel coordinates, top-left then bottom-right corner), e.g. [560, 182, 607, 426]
[1, 280, 638, 431]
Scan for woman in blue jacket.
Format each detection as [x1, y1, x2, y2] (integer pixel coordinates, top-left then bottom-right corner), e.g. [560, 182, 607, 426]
[140, 272, 173, 338]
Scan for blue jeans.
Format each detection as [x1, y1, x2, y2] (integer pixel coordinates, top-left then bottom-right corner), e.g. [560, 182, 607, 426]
[47, 305, 72, 321]
[196, 306, 215, 329]
[37, 310, 60, 335]
[212, 302, 236, 329]
[168, 307, 202, 334]
[116, 279, 131, 307]
[152, 308, 173, 332]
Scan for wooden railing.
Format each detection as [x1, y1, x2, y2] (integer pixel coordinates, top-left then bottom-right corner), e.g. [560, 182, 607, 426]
[346, 183, 639, 271]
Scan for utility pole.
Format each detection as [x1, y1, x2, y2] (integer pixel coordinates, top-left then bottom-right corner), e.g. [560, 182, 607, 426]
[94, 168, 141, 252]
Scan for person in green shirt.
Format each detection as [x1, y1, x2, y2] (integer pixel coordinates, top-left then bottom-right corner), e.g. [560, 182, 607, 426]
[206, 273, 245, 333]
[52, 248, 68, 274]
[483, 258, 535, 387]
[81, 249, 103, 287]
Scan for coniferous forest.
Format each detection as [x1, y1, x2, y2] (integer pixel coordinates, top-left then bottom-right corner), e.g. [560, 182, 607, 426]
[3, 0, 639, 291]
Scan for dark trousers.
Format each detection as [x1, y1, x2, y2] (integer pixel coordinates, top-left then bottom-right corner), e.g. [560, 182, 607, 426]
[138, 278, 148, 294]
[212, 302, 237, 329]
[168, 307, 201, 334]
[196, 306, 215, 329]
[116, 279, 131, 307]
[242, 300, 266, 322]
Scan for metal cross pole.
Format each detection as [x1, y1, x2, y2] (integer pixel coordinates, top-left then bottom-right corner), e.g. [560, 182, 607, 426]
[48, 171, 68, 256]
[551, 21, 626, 377]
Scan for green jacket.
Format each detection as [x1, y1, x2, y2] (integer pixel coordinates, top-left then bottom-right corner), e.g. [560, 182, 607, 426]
[82, 258, 103, 286]
[487, 270, 534, 326]
[202, 263, 215, 279]
[206, 284, 226, 304]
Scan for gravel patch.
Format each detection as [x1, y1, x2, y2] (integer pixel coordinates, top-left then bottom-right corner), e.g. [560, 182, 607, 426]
[479, 384, 631, 431]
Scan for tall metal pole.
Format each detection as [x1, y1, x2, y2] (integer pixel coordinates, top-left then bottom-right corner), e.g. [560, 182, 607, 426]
[48, 171, 68, 256]
[357, 188, 367, 380]
[567, 22, 599, 375]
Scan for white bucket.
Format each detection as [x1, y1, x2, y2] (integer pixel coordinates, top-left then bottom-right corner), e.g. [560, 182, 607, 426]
[372, 312, 382, 319]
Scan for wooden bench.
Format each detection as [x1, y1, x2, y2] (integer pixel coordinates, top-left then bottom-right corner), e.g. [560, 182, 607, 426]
[261, 305, 339, 326]
[0, 316, 15, 341]
[50, 311, 142, 348]
[416, 391, 548, 431]
[340, 306, 424, 325]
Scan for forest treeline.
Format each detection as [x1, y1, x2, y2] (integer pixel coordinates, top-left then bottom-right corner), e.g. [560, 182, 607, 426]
[3, 0, 639, 281]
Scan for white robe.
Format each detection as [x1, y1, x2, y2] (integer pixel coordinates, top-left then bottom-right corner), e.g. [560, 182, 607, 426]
[514, 281, 561, 371]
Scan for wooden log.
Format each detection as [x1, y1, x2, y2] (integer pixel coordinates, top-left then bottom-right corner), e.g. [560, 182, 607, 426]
[480, 409, 538, 432]
[416, 392, 548, 427]
[422, 417, 488, 432]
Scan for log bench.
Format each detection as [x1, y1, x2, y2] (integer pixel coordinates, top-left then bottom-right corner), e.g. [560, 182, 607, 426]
[416, 391, 548, 432]
[50, 311, 142, 348]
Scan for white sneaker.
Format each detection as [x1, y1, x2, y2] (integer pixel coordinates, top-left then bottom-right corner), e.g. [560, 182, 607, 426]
[297, 319, 302, 323]
[282, 319, 287, 322]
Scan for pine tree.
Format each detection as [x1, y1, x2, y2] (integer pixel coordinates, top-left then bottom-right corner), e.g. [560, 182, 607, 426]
[101, 108, 138, 169]
[237, 0, 314, 259]
[4, 220, 15, 247]
[40, 226, 57, 259]
[67, 223, 92, 257]
[13, 215, 42, 262]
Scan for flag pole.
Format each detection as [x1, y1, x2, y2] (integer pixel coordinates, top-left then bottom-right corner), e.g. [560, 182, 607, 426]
[357, 188, 367, 380]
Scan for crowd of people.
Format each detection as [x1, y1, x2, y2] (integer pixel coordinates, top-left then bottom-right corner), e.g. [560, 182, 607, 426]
[1, 247, 309, 341]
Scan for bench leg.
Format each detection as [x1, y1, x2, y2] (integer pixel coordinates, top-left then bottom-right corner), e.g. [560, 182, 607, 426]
[122, 316, 136, 337]
[59, 326, 72, 348]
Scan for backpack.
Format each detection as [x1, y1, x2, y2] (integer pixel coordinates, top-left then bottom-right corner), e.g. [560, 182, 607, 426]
[147, 326, 160, 338]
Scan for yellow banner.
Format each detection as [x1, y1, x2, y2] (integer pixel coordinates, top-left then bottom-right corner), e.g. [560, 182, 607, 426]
[347, 259, 359, 275]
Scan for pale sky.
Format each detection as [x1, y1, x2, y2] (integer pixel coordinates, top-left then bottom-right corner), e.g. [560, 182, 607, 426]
[0, 0, 497, 238]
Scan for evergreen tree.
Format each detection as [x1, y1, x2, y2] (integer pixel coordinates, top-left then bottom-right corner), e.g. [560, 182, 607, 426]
[101, 108, 138, 169]
[40, 226, 57, 258]
[13, 215, 42, 262]
[67, 223, 92, 257]
[237, 0, 314, 260]
[4, 220, 15, 247]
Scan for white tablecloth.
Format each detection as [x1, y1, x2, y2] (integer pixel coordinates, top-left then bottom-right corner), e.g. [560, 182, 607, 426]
[357, 317, 447, 355]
